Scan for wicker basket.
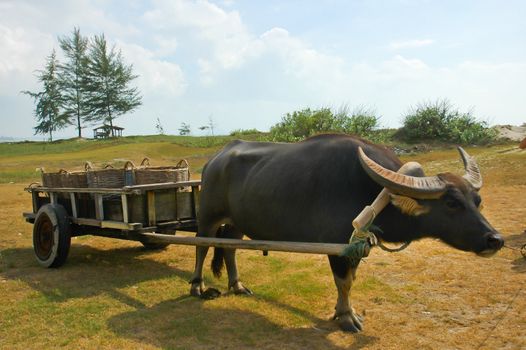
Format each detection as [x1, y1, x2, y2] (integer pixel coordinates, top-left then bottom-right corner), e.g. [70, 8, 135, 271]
[41, 169, 88, 188]
[86, 161, 135, 188]
[134, 158, 190, 185]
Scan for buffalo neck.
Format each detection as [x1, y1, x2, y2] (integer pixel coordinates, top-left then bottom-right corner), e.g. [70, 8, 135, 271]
[372, 204, 424, 243]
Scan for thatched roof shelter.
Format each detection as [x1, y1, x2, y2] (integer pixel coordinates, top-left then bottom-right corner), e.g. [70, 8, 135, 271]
[93, 125, 124, 139]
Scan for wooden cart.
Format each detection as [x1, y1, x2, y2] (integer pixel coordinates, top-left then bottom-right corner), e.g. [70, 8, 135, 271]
[23, 178, 357, 268]
[23, 181, 201, 267]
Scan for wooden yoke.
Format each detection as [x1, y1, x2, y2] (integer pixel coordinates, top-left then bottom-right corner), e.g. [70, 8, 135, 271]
[352, 161, 421, 230]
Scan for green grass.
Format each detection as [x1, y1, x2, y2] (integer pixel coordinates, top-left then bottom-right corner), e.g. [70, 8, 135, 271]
[0, 133, 272, 183]
[353, 276, 407, 304]
[0, 134, 268, 158]
[0, 141, 525, 348]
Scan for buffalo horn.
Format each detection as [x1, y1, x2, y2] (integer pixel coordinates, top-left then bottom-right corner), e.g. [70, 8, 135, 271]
[358, 147, 447, 199]
[457, 147, 482, 190]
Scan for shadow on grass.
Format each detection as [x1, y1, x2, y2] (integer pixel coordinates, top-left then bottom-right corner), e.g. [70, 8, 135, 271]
[1, 244, 192, 307]
[1, 245, 379, 348]
[107, 296, 379, 350]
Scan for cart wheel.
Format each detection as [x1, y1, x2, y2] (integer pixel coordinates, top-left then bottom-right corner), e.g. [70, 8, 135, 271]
[141, 241, 169, 250]
[33, 204, 71, 268]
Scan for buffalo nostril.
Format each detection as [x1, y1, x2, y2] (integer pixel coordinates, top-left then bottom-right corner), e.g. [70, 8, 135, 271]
[487, 233, 504, 250]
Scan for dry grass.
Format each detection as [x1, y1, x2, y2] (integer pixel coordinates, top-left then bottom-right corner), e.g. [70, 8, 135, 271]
[0, 143, 525, 349]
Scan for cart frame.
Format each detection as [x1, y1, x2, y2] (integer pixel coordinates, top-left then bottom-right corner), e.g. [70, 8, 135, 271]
[23, 180, 356, 268]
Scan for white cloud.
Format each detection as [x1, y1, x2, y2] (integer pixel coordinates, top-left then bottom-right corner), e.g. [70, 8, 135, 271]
[144, 0, 343, 88]
[389, 39, 434, 49]
[144, 0, 264, 71]
[153, 35, 178, 57]
[338, 57, 526, 126]
[0, 24, 55, 95]
[260, 27, 345, 92]
[119, 42, 187, 97]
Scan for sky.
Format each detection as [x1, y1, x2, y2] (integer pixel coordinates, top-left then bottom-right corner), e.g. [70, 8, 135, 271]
[1, 0, 525, 139]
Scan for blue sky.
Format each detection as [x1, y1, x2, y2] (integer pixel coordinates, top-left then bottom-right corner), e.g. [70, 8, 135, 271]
[1, 0, 525, 139]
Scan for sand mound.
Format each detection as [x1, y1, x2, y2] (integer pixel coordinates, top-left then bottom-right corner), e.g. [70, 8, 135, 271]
[495, 124, 526, 141]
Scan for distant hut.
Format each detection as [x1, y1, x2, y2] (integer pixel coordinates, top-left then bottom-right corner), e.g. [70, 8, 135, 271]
[520, 137, 526, 149]
[93, 125, 124, 139]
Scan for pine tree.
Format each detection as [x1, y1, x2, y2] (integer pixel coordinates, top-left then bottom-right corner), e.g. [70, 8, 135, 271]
[21, 50, 68, 142]
[58, 27, 89, 138]
[84, 34, 142, 136]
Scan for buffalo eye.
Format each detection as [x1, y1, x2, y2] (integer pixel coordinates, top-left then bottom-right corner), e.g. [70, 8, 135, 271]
[473, 194, 482, 208]
[445, 197, 464, 210]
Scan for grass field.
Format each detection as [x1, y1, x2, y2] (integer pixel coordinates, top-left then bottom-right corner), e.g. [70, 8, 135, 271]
[0, 137, 525, 349]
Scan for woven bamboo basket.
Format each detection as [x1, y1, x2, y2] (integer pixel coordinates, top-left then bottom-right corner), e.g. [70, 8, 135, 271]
[134, 158, 190, 185]
[85, 161, 135, 188]
[41, 169, 88, 188]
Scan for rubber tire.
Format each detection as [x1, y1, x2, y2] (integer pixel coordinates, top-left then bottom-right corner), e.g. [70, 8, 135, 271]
[33, 204, 71, 268]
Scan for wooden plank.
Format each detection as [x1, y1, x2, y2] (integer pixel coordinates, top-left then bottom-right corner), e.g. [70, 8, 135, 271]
[95, 194, 104, 220]
[123, 180, 201, 192]
[121, 194, 129, 223]
[71, 217, 142, 230]
[192, 186, 200, 218]
[174, 188, 178, 220]
[26, 182, 201, 195]
[147, 191, 156, 226]
[352, 161, 423, 230]
[70, 193, 78, 218]
[31, 191, 38, 214]
[101, 220, 142, 230]
[72, 217, 101, 227]
[33, 186, 128, 194]
[23, 212, 36, 220]
[140, 233, 350, 256]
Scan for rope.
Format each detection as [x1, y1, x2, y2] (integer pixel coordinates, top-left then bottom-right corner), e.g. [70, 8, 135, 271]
[340, 207, 411, 265]
[377, 240, 411, 253]
[474, 241, 525, 347]
[503, 243, 526, 259]
[475, 285, 523, 349]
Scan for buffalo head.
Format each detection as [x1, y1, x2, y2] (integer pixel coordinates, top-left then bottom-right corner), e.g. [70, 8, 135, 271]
[358, 147, 503, 256]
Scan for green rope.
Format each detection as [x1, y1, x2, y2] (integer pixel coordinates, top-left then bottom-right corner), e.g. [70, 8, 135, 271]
[339, 209, 411, 266]
[339, 233, 372, 267]
[339, 214, 377, 267]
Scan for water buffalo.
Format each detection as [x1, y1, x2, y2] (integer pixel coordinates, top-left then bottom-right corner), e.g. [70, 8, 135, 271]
[189, 134, 503, 332]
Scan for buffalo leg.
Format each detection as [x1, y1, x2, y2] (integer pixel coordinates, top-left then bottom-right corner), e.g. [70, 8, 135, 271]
[189, 221, 221, 297]
[224, 249, 253, 295]
[190, 246, 209, 297]
[328, 255, 363, 332]
[222, 225, 253, 295]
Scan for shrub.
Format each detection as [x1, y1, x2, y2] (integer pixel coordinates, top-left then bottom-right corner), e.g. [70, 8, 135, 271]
[269, 107, 379, 142]
[398, 99, 497, 144]
[341, 106, 379, 136]
[229, 128, 261, 136]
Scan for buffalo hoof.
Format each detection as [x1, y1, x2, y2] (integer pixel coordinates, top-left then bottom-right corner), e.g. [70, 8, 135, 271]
[200, 287, 222, 300]
[230, 281, 253, 295]
[333, 311, 363, 333]
[190, 282, 204, 297]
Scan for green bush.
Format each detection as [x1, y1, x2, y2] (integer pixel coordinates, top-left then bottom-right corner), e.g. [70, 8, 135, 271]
[229, 128, 262, 136]
[269, 107, 379, 142]
[398, 99, 497, 144]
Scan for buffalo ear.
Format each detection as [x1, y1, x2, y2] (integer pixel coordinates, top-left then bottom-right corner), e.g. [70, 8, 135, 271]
[390, 194, 430, 216]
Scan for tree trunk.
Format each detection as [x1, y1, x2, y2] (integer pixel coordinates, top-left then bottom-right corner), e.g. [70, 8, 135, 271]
[77, 89, 82, 138]
[109, 115, 114, 137]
